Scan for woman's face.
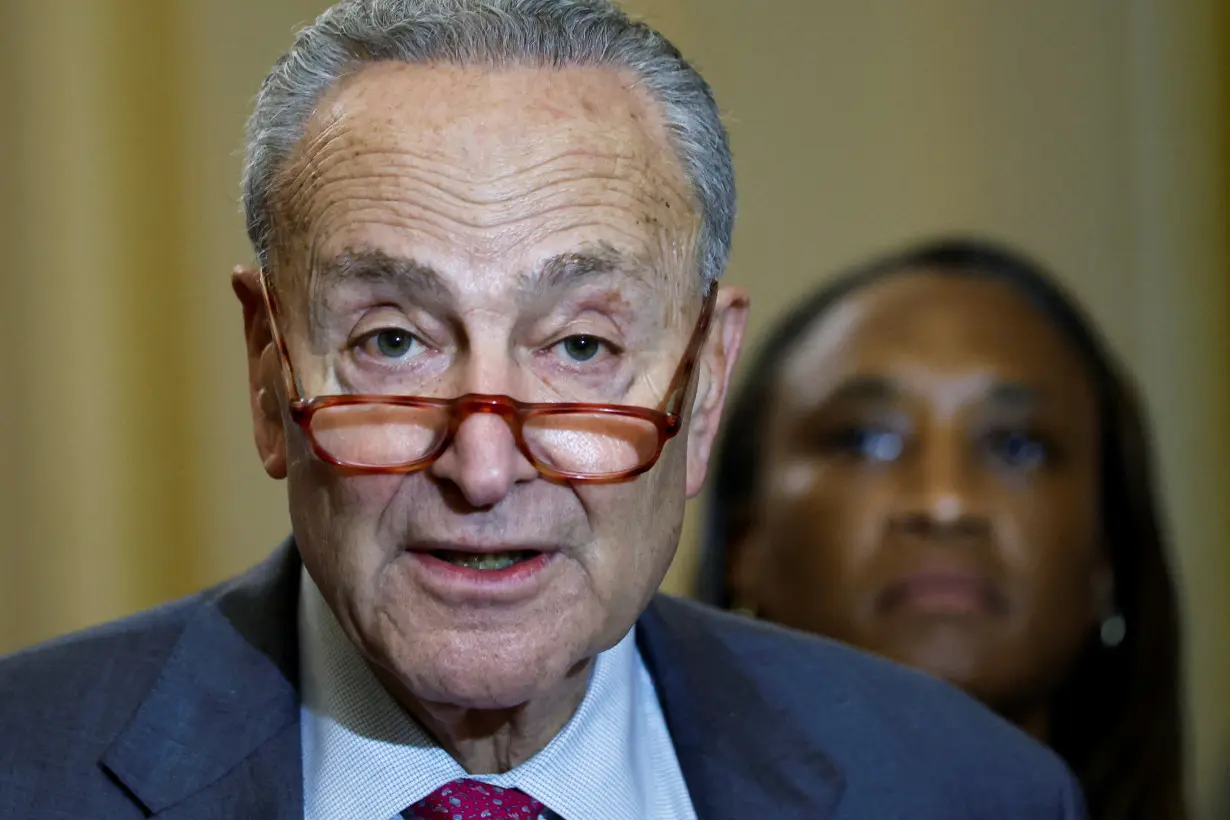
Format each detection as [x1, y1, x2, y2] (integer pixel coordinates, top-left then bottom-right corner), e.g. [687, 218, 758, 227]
[735, 271, 1107, 721]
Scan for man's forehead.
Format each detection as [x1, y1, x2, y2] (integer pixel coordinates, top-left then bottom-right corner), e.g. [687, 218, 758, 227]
[268, 60, 702, 305]
[297, 61, 676, 175]
[264, 58, 708, 300]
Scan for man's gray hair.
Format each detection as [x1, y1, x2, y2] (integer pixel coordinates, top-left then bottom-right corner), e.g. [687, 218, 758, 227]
[242, 0, 735, 284]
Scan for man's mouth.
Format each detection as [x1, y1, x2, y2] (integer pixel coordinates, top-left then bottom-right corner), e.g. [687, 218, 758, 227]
[428, 550, 542, 571]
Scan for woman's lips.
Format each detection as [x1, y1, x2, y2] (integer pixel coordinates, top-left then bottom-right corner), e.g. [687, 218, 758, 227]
[877, 569, 1005, 616]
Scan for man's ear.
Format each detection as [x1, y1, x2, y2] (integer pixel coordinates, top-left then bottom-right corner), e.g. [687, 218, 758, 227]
[686, 285, 749, 496]
[231, 265, 288, 479]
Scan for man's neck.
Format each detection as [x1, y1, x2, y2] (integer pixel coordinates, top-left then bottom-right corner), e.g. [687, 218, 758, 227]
[372, 658, 594, 773]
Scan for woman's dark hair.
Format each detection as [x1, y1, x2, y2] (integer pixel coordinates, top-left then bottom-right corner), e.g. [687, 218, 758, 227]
[698, 236, 1186, 820]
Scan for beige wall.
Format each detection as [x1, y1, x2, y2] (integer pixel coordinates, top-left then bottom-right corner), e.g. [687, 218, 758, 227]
[0, 1, 1225, 815]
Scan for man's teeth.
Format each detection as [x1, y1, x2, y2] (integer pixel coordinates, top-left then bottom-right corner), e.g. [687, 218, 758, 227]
[434, 551, 537, 571]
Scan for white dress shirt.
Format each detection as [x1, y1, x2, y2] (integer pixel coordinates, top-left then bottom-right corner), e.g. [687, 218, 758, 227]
[298, 569, 697, 820]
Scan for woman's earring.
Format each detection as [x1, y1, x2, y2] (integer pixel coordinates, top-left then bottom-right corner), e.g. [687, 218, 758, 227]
[1093, 564, 1124, 648]
[1100, 611, 1126, 648]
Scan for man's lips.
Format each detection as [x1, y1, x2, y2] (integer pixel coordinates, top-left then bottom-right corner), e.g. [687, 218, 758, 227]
[877, 568, 1005, 616]
[398, 542, 564, 604]
[404, 541, 562, 556]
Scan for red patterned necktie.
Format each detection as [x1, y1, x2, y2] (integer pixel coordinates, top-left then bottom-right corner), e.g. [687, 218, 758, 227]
[403, 778, 545, 820]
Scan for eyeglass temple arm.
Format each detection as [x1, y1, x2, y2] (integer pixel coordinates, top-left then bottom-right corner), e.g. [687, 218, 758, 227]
[258, 269, 305, 403]
[662, 286, 719, 420]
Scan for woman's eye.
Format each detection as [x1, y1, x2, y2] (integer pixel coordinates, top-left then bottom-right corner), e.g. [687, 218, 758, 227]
[555, 335, 608, 363]
[825, 426, 905, 462]
[987, 430, 1049, 469]
[358, 328, 422, 360]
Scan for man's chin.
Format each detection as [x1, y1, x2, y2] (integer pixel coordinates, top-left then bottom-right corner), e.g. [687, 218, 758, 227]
[376, 654, 590, 713]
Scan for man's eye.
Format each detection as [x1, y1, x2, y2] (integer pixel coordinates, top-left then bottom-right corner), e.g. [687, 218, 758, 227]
[358, 328, 422, 360]
[555, 335, 608, 363]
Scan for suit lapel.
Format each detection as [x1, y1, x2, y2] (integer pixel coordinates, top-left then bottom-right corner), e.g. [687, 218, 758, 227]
[98, 549, 844, 818]
[101, 542, 305, 818]
[637, 596, 846, 820]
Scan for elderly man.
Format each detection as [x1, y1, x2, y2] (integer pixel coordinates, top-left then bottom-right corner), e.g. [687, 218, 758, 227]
[0, 1, 1085, 818]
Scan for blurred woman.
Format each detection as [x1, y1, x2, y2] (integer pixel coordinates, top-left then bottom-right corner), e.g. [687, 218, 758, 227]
[699, 237, 1185, 819]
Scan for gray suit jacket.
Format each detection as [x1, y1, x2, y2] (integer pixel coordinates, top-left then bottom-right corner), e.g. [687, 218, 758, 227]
[0, 541, 1085, 819]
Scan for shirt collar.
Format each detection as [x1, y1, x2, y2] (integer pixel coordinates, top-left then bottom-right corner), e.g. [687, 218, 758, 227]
[299, 567, 648, 820]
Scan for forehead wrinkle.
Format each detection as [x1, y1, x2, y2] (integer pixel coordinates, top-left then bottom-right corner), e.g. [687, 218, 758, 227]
[272, 64, 702, 305]
[294, 103, 674, 178]
[278, 80, 695, 220]
[290, 146, 686, 226]
[281, 70, 689, 194]
[281, 154, 691, 275]
[273, 119, 358, 241]
[303, 196, 672, 265]
[301, 181, 681, 273]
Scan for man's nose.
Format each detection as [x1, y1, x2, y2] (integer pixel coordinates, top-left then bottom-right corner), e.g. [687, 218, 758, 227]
[428, 409, 539, 510]
[891, 430, 990, 539]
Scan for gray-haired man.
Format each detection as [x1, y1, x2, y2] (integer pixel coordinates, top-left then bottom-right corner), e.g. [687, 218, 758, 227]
[0, 2, 1085, 817]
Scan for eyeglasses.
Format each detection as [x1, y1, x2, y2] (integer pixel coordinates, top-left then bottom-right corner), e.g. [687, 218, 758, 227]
[259, 270, 716, 484]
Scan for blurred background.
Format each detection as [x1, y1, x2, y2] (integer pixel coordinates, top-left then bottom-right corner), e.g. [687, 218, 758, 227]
[0, 0, 1226, 815]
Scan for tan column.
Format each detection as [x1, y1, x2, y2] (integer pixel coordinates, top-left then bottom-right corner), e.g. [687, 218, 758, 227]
[0, 0, 203, 651]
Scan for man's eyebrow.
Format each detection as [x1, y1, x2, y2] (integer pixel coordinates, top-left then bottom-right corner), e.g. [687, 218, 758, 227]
[311, 249, 452, 304]
[520, 245, 650, 305]
[310, 245, 654, 317]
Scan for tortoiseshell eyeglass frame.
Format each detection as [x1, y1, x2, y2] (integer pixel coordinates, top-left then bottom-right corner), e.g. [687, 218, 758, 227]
[258, 269, 717, 484]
